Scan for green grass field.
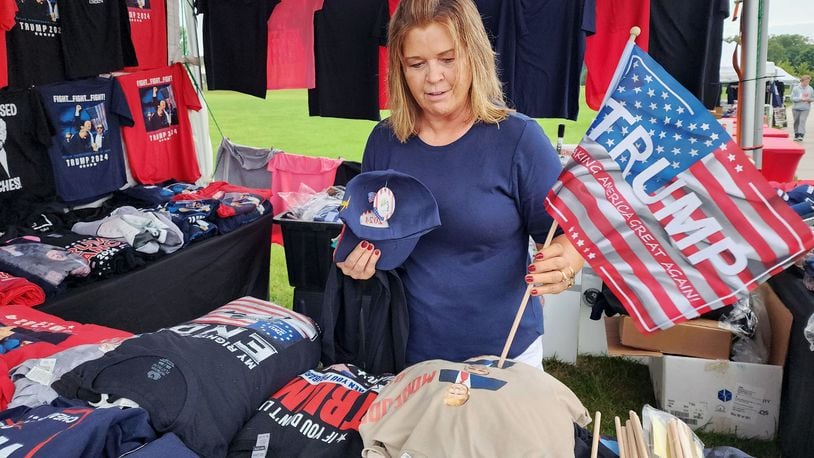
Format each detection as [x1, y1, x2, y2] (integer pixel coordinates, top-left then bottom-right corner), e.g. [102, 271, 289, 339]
[203, 89, 779, 456]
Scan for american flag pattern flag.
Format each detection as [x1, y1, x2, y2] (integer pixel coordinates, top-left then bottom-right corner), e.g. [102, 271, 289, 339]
[190, 296, 318, 340]
[546, 44, 814, 332]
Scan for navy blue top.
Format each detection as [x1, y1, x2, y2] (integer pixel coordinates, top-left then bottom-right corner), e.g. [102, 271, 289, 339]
[362, 113, 562, 363]
[37, 78, 133, 203]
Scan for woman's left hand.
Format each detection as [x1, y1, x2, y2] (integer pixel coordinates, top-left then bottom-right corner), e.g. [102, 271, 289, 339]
[525, 237, 584, 296]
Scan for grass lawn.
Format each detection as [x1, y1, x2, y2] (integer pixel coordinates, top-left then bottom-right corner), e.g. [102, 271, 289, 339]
[204, 89, 780, 457]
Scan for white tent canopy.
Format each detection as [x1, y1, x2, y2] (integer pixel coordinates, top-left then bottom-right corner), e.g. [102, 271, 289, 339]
[719, 41, 800, 85]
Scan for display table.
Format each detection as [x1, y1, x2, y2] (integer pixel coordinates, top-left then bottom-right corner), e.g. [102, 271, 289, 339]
[760, 136, 805, 183]
[38, 213, 273, 334]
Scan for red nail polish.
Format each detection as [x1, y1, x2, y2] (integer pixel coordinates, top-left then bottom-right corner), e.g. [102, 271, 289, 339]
[367, 244, 374, 251]
[535, 252, 545, 260]
[525, 275, 534, 283]
[531, 289, 538, 295]
[361, 241, 368, 249]
[374, 249, 380, 256]
[528, 265, 536, 272]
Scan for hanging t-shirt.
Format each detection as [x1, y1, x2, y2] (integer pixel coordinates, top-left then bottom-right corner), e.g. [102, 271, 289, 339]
[228, 364, 394, 458]
[58, 0, 137, 79]
[649, 0, 730, 110]
[125, 0, 168, 71]
[6, 0, 66, 87]
[0, 0, 17, 88]
[36, 77, 134, 203]
[376, 0, 398, 109]
[0, 304, 131, 410]
[308, 0, 389, 121]
[0, 87, 56, 205]
[117, 64, 202, 184]
[53, 296, 321, 458]
[196, 0, 280, 98]
[584, 0, 650, 111]
[512, 0, 595, 119]
[266, 0, 324, 90]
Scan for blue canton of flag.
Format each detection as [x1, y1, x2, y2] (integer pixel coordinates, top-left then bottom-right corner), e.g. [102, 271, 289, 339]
[248, 319, 302, 348]
[546, 43, 814, 332]
[590, 48, 725, 192]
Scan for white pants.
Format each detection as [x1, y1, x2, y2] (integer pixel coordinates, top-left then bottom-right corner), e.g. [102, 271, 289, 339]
[512, 335, 544, 370]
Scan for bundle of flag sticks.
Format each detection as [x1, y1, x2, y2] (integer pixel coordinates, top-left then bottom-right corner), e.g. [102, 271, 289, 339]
[610, 411, 648, 458]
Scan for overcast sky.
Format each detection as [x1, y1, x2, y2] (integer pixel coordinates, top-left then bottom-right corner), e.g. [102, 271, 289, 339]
[723, 1, 814, 40]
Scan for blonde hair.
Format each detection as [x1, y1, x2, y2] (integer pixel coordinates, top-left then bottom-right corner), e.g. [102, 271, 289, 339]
[387, 0, 510, 142]
[802, 75, 811, 82]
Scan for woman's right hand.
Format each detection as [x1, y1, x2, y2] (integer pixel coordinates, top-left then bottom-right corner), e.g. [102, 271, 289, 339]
[336, 241, 381, 280]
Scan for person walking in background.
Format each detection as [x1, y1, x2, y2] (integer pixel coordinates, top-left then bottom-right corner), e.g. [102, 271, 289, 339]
[792, 75, 813, 141]
[335, 0, 584, 369]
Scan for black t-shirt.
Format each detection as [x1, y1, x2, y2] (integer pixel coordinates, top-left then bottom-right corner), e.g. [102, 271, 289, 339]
[53, 297, 321, 458]
[36, 77, 134, 204]
[0, 87, 55, 210]
[196, 0, 280, 98]
[6, 0, 66, 87]
[57, 0, 138, 79]
[308, 0, 389, 121]
[40, 230, 143, 278]
[228, 364, 393, 458]
[649, 0, 729, 110]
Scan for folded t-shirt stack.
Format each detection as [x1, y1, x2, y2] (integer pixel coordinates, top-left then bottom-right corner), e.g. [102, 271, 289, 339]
[0, 240, 91, 295]
[0, 272, 45, 307]
[40, 231, 143, 279]
[72, 207, 184, 255]
[228, 363, 394, 457]
[0, 305, 132, 411]
[53, 296, 321, 457]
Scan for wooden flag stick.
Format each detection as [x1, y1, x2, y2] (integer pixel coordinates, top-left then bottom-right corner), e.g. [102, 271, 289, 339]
[615, 416, 627, 458]
[625, 420, 636, 458]
[677, 422, 694, 458]
[590, 411, 602, 458]
[629, 26, 642, 44]
[629, 411, 649, 458]
[667, 419, 683, 458]
[497, 221, 559, 368]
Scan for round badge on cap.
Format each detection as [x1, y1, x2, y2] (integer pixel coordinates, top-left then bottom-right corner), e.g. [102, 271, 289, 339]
[373, 186, 395, 221]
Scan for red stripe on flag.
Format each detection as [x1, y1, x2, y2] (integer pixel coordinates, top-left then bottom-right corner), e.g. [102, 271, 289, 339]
[558, 169, 680, 329]
[548, 193, 659, 332]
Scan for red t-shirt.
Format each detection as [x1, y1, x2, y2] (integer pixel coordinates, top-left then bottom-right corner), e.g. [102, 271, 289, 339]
[124, 0, 168, 71]
[266, 0, 324, 90]
[0, 0, 17, 88]
[117, 64, 202, 184]
[0, 305, 132, 410]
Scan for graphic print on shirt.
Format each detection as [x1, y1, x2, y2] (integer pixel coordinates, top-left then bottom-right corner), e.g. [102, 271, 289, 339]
[54, 100, 111, 170]
[139, 82, 179, 135]
[0, 115, 20, 192]
[16, 0, 59, 32]
[126, 0, 150, 24]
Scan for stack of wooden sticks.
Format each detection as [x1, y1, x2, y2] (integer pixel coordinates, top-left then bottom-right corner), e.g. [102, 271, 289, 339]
[589, 409, 700, 458]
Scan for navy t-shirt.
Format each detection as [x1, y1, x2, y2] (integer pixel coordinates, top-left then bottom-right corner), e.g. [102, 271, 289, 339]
[362, 113, 562, 363]
[0, 399, 156, 457]
[36, 78, 134, 204]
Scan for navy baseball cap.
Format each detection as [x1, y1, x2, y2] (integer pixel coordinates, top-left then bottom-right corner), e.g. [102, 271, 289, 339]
[333, 170, 441, 271]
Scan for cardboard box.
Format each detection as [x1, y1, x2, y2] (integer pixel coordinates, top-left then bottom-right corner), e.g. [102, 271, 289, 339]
[606, 284, 791, 440]
[619, 316, 732, 360]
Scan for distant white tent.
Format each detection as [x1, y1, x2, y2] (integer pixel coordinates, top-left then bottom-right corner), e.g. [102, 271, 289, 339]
[719, 40, 800, 85]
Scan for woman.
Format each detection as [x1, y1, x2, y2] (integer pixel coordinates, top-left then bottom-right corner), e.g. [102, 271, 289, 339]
[336, 0, 584, 367]
[792, 75, 812, 141]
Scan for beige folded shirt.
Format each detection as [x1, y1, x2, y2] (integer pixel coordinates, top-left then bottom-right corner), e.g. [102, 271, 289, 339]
[359, 356, 591, 457]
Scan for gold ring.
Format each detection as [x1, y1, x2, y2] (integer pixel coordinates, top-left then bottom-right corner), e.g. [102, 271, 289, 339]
[560, 270, 569, 283]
